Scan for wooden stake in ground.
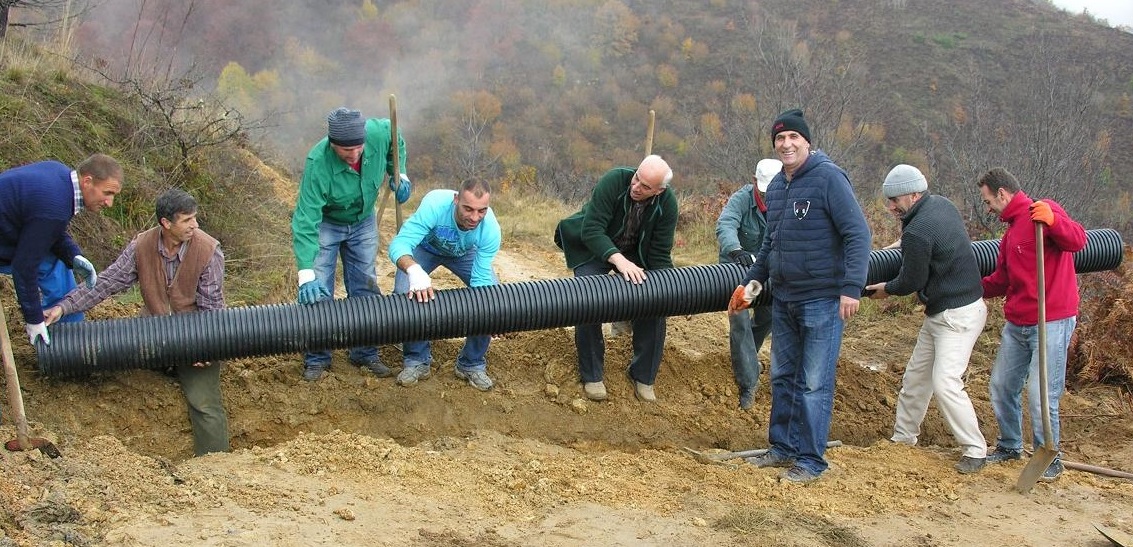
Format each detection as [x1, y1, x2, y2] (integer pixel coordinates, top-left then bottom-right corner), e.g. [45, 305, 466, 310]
[609, 109, 657, 339]
[375, 94, 402, 245]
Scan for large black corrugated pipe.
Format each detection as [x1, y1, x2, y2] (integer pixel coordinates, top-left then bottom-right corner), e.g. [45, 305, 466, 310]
[37, 228, 1123, 378]
[866, 227, 1124, 285]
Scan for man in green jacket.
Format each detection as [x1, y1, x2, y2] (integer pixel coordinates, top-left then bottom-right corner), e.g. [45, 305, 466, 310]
[555, 155, 677, 403]
[291, 107, 411, 381]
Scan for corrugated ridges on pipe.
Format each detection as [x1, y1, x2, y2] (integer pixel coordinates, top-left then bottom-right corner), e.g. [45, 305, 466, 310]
[37, 228, 1123, 378]
[38, 263, 747, 378]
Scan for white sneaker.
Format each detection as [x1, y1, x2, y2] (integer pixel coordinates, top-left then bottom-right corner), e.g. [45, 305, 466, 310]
[633, 382, 656, 403]
[397, 365, 431, 386]
[455, 369, 494, 391]
[583, 381, 607, 401]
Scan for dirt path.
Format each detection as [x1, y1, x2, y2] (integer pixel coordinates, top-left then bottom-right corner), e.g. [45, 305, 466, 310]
[2, 242, 1132, 546]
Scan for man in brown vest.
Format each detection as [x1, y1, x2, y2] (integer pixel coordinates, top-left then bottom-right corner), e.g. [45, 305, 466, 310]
[45, 188, 230, 456]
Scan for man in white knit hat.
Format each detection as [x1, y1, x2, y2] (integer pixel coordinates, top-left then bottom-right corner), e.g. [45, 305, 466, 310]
[716, 158, 781, 410]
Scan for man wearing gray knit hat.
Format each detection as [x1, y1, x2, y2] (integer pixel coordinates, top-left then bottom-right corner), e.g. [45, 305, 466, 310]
[291, 106, 412, 381]
[865, 164, 989, 474]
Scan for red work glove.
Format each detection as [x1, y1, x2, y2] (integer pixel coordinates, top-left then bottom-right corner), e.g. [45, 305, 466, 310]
[1030, 200, 1055, 226]
[727, 281, 762, 314]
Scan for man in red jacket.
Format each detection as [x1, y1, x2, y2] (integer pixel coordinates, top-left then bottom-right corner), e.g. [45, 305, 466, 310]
[977, 167, 1086, 482]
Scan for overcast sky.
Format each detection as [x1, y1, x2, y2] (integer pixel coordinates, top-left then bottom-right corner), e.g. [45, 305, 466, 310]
[1049, 0, 1133, 28]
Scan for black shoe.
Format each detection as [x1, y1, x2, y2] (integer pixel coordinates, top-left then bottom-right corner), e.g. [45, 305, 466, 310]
[303, 365, 328, 382]
[955, 456, 986, 474]
[986, 446, 1023, 463]
[1039, 458, 1064, 482]
[353, 359, 393, 378]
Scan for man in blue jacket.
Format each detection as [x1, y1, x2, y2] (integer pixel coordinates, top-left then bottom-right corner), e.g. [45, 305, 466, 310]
[717, 158, 780, 410]
[0, 154, 122, 346]
[729, 109, 871, 483]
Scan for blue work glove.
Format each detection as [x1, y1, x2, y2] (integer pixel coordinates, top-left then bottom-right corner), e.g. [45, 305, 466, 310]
[299, 281, 330, 305]
[390, 174, 411, 204]
[73, 255, 98, 289]
[296, 269, 330, 305]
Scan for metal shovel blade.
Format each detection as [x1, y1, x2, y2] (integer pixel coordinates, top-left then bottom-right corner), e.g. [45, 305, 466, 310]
[1095, 523, 1133, 547]
[4, 437, 62, 458]
[1015, 444, 1057, 493]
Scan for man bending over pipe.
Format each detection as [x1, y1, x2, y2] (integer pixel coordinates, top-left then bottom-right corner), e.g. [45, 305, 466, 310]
[389, 177, 501, 391]
[555, 154, 678, 403]
[46, 189, 229, 457]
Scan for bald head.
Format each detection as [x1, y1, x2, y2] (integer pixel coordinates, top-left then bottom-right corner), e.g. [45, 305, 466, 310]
[629, 154, 673, 202]
[637, 155, 673, 189]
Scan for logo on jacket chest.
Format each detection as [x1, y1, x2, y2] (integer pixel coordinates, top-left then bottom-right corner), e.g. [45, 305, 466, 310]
[793, 200, 811, 220]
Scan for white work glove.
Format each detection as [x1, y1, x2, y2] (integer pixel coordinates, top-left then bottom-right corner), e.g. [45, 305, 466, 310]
[73, 255, 98, 289]
[26, 322, 50, 346]
[406, 264, 432, 292]
[741, 280, 762, 304]
[297, 269, 317, 287]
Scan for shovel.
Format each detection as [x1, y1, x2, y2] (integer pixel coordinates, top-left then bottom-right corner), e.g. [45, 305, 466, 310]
[1015, 221, 1056, 493]
[684, 440, 843, 465]
[2, 304, 61, 457]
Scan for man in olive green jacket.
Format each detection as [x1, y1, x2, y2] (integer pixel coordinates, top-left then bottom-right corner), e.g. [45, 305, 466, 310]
[554, 155, 677, 403]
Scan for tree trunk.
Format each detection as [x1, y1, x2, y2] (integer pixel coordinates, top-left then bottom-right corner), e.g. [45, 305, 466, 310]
[0, 5, 10, 39]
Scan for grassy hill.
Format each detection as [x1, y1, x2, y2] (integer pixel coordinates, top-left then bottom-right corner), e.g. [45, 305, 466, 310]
[14, 0, 1125, 237]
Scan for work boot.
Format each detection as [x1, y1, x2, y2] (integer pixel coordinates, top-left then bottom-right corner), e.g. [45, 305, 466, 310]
[302, 365, 328, 382]
[738, 388, 755, 410]
[745, 451, 794, 468]
[954, 456, 986, 474]
[397, 364, 432, 387]
[352, 358, 393, 378]
[455, 368, 494, 391]
[583, 382, 608, 401]
[1039, 458, 1064, 482]
[985, 446, 1024, 463]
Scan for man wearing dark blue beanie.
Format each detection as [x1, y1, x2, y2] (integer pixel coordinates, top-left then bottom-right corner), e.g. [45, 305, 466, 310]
[770, 108, 811, 144]
[291, 107, 412, 381]
[731, 107, 871, 483]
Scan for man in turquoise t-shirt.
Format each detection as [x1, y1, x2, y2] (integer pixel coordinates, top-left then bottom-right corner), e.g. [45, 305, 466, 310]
[388, 177, 501, 391]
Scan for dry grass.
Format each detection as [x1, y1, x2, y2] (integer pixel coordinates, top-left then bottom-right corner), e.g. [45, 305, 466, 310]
[714, 507, 871, 547]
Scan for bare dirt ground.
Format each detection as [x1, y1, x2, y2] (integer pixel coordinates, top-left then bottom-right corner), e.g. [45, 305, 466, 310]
[2, 235, 1132, 546]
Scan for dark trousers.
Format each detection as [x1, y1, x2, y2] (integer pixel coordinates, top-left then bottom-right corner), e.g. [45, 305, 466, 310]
[572, 260, 666, 385]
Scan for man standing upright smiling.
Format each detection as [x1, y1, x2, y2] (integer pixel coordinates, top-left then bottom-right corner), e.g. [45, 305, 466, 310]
[730, 109, 871, 483]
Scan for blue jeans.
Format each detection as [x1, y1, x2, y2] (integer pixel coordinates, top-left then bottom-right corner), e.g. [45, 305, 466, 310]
[766, 297, 843, 475]
[729, 305, 772, 391]
[989, 317, 1075, 453]
[304, 215, 381, 368]
[572, 260, 666, 385]
[393, 244, 496, 373]
[0, 257, 84, 323]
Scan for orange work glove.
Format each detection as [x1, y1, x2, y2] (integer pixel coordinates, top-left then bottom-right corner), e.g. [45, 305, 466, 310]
[1029, 200, 1055, 226]
[727, 281, 762, 314]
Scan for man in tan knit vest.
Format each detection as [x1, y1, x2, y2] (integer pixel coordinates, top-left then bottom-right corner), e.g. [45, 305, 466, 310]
[46, 188, 229, 456]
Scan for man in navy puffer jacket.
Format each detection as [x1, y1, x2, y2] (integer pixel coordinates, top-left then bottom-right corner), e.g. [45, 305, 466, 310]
[730, 109, 871, 483]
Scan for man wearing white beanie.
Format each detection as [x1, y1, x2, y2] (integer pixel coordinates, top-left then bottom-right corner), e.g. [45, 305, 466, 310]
[865, 164, 989, 474]
[716, 158, 781, 409]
